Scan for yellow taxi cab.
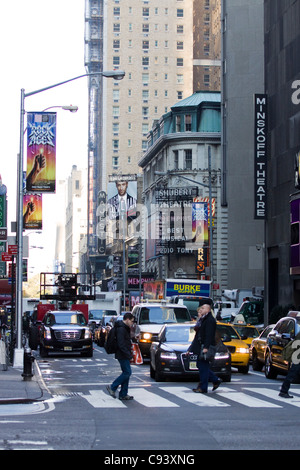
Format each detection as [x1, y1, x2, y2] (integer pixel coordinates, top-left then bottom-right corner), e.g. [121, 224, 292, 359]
[216, 322, 250, 374]
[231, 319, 260, 349]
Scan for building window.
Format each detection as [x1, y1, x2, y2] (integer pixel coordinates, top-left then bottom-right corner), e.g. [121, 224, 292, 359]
[177, 25, 184, 33]
[113, 89, 120, 100]
[185, 114, 192, 131]
[142, 40, 149, 49]
[177, 9, 184, 17]
[143, 7, 149, 16]
[142, 56, 149, 66]
[113, 23, 120, 32]
[112, 123, 119, 134]
[177, 74, 184, 84]
[113, 139, 119, 150]
[142, 107, 149, 116]
[113, 106, 120, 117]
[173, 150, 179, 169]
[113, 39, 120, 49]
[113, 7, 120, 16]
[177, 91, 183, 100]
[177, 58, 184, 67]
[184, 149, 192, 169]
[142, 23, 149, 33]
[142, 73, 149, 85]
[176, 115, 181, 132]
[112, 156, 119, 169]
[113, 56, 120, 66]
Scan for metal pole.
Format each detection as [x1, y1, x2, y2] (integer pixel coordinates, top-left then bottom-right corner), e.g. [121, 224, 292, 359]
[14, 71, 125, 365]
[121, 200, 126, 311]
[14, 89, 25, 366]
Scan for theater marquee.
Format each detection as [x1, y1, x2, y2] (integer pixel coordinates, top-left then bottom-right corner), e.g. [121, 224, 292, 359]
[254, 94, 267, 219]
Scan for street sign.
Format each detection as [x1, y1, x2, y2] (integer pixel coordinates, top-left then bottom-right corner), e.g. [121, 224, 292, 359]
[0, 228, 7, 241]
[8, 245, 18, 255]
[1, 252, 12, 262]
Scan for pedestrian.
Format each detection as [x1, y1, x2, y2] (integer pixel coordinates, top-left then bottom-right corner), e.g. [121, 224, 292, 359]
[189, 303, 222, 394]
[279, 331, 300, 398]
[106, 312, 135, 401]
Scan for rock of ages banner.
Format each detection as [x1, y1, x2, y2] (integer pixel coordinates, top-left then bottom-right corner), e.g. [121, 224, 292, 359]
[26, 112, 56, 192]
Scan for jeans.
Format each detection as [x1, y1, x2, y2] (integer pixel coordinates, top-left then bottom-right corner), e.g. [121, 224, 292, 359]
[197, 358, 219, 392]
[111, 359, 132, 398]
[280, 363, 300, 394]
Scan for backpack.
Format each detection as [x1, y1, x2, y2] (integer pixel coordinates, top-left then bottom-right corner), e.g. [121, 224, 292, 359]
[104, 326, 117, 354]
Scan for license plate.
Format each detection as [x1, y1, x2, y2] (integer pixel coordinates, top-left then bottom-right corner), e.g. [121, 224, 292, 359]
[64, 346, 72, 351]
[189, 361, 197, 370]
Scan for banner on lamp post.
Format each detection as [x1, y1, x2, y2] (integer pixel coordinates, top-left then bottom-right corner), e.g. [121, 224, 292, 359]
[26, 112, 56, 193]
[23, 193, 42, 230]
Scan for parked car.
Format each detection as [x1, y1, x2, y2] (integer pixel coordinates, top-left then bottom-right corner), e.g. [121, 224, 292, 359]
[149, 323, 231, 382]
[132, 302, 192, 357]
[94, 314, 119, 346]
[250, 324, 275, 371]
[39, 310, 93, 357]
[264, 312, 300, 379]
[216, 322, 250, 374]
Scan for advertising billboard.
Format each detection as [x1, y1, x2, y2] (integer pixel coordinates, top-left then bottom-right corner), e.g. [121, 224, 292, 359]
[107, 175, 137, 220]
[26, 112, 56, 192]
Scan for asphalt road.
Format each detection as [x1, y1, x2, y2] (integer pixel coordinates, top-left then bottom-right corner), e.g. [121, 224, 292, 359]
[0, 344, 300, 452]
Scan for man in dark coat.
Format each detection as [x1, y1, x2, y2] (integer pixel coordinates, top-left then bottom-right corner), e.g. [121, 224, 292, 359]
[106, 312, 135, 400]
[189, 303, 222, 394]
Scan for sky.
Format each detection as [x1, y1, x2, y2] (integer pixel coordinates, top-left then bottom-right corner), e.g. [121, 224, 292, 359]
[0, 1, 88, 274]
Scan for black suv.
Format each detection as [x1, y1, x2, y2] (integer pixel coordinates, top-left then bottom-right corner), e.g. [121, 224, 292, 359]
[39, 310, 93, 357]
[264, 312, 300, 379]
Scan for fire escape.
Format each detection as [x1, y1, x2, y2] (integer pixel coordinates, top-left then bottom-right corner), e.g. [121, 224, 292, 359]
[84, 0, 105, 277]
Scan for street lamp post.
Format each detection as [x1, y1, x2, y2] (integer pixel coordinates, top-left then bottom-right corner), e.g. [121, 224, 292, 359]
[14, 70, 125, 367]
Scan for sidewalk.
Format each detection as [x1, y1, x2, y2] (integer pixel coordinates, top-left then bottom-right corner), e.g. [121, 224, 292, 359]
[0, 359, 52, 405]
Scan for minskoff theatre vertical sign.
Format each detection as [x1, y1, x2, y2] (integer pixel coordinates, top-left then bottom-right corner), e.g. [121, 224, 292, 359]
[254, 94, 267, 219]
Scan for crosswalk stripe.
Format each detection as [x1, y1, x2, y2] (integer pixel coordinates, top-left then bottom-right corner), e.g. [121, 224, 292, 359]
[160, 386, 230, 407]
[129, 388, 179, 408]
[216, 387, 281, 408]
[245, 388, 300, 407]
[83, 390, 126, 408]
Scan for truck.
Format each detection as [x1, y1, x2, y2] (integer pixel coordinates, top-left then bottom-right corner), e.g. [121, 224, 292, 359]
[143, 279, 212, 319]
[221, 287, 264, 328]
[221, 287, 263, 308]
[28, 272, 95, 350]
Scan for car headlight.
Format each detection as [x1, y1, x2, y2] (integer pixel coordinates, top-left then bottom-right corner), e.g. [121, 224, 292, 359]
[160, 351, 177, 360]
[44, 327, 51, 340]
[140, 332, 152, 342]
[215, 352, 230, 360]
[236, 347, 249, 354]
[84, 329, 92, 339]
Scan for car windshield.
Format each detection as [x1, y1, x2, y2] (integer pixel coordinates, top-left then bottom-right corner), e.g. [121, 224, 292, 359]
[89, 310, 104, 320]
[45, 313, 87, 326]
[216, 324, 240, 340]
[139, 307, 191, 324]
[234, 326, 259, 338]
[164, 326, 195, 343]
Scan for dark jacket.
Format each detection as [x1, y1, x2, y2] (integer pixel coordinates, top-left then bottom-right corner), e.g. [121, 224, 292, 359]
[115, 320, 132, 360]
[189, 312, 216, 355]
